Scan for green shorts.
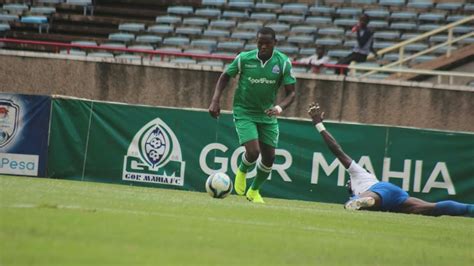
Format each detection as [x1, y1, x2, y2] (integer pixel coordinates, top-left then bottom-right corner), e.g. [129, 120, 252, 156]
[234, 118, 279, 147]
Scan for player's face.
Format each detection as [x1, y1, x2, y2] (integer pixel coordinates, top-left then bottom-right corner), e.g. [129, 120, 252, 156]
[257, 33, 276, 59]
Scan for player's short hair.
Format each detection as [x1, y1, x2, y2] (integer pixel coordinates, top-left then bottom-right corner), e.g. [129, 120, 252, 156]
[257, 27, 276, 40]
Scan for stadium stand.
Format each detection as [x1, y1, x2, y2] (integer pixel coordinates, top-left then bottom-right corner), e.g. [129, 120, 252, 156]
[0, 0, 472, 80]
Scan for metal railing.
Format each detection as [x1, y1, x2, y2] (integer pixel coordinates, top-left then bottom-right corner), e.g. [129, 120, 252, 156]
[0, 37, 348, 73]
[357, 15, 474, 79]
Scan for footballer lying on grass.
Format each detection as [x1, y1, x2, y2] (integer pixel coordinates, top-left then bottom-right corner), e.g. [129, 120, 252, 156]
[308, 102, 474, 217]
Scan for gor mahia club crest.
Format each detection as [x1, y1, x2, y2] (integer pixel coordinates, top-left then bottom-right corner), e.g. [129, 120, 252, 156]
[0, 99, 20, 148]
[122, 117, 185, 186]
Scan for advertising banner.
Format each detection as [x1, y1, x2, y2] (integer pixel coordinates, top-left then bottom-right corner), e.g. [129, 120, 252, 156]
[48, 97, 474, 203]
[0, 93, 51, 177]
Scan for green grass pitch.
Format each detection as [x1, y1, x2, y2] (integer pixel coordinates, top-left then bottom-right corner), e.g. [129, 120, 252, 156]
[1, 175, 473, 266]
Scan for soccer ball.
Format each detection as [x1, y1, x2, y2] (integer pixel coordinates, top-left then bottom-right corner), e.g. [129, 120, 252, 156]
[205, 172, 233, 199]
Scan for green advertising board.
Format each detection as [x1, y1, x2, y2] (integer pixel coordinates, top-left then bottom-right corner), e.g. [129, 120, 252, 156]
[48, 97, 474, 204]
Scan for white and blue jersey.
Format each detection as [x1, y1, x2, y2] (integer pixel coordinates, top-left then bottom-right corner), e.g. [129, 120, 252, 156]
[347, 161, 409, 211]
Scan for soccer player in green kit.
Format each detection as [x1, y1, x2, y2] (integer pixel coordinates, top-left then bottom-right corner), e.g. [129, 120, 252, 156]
[208, 27, 296, 203]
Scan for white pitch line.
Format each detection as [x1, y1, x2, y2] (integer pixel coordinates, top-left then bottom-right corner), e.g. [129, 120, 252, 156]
[3, 203, 357, 235]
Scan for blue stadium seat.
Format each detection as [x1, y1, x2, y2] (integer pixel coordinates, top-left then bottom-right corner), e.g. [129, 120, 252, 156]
[287, 35, 314, 44]
[244, 43, 257, 50]
[465, 4, 474, 11]
[453, 26, 473, 34]
[407, 1, 433, 9]
[400, 33, 418, 40]
[278, 15, 304, 23]
[370, 21, 389, 29]
[237, 21, 263, 31]
[0, 23, 11, 32]
[222, 11, 248, 19]
[67, 0, 94, 16]
[30, 7, 57, 15]
[210, 19, 236, 28]
[446, 15, 468, 23]
[383, 53, 411, 61]
[390, 22, 417, 30]
[336, 8, 363, 16]
[183, 49, 209, 54]
[318, 27, 344, 35]
[175, 27, 202, 35]
[374, 42, 397, 49]
[202, 0, 226, 7]
[250, 12, 277, 20]
[305, 16, 332, 25]
[212, 51, 236, 57]
[203, 29, 231, 37]
[100, 43, 126, 49]
[228, 1, 254, 9]
[364, 9, 390, 19]
[128, 45, 154, 51]
[436, 3, 463, 10]
[291, 25, 317, 34]
[292, 67, 308, 73]
[156, 47, 182, 53]
[265, 23, 290, 33]
[167, 6, 193, 15]
[183, 18, 209, 26]
[412, 55, 437, 64]
[418, 24, 439, 32]
[459, 38, 474, 44]
[163, 37, 190, 46]
[231, 31, 255, 40]
[276, 45, 299, 54]
[156, 16, 181, 24]
[328, 50, 351, 58]
[0, 14, 19, 22]
[344, 40, 357, 47]
[316, 38, 343, 46]
[390, 12, 418, 20]
[119, 23, 146, 32]
[2, 4, 28, 14]
[300, 48, 316, 55]
[108, 33, 135, 42]
[254, 2, 281, 10]
[135, 35, 162, 44]
[379, 0, 405, 7]
[195, 8, 221, 17]
[309, 6, 336, 15]
[374, 31, 400, 40]
[418, 13, 445, 22]
[276, 35, 286, 42]
[71, 40, 98, 46]
[190, 39, 217, 49]
[148, 25, 174, 34]
[217, 41, 245, 50]
[334, 19, 358, 27]
[429, 35, 448, 43]
[281, 3, 308, 14]
[405, 43, 428, 51]
[21, 16, 49, 33]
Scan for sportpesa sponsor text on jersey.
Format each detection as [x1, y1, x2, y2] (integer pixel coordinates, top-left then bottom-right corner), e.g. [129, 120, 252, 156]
[226, 49, 296, 123]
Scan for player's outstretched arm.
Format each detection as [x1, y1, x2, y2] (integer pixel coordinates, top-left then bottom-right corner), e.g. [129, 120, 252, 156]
[308, 103, 352, 169]
[265, 84, 296, 116]
[208, 73, 231, 119]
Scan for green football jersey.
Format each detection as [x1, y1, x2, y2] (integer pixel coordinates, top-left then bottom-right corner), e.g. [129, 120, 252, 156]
[225, 49, 296, 123]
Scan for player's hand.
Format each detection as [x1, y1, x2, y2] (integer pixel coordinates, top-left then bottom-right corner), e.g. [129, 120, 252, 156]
[208, 101, 220, 119]
[265, 105, 282, 117]
[307, 102, 324, 124]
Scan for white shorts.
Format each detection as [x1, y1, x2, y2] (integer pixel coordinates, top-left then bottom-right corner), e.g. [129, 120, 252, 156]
[347, 161, 379, 196]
